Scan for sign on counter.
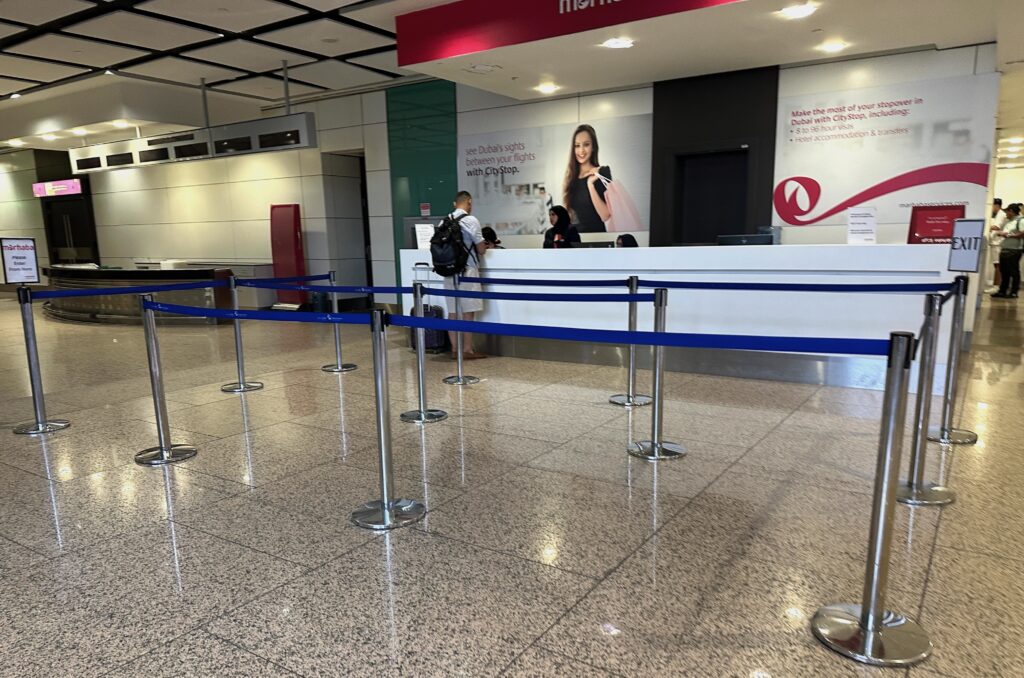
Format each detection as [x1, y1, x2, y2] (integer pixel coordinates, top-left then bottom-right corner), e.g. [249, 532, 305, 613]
[948, 219, 985, 272]
[846, 206, 877, 244]
[414, 223, 435, 250]
[1, 237, 40, 284]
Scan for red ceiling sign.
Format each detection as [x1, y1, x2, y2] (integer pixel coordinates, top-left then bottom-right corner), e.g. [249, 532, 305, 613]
[396, 0, 742, 66]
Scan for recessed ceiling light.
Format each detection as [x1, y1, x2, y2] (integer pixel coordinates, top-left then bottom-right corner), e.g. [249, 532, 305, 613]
[71, 128, 88, 136]
[1006, 137, 1024, 144]
[9, 92, 21, 99]
[1005, 154, 1021, 159]
[41, 134, 57, 141]
[1005, 146, 1023, 153]
[112, 120, 130, 128]
[7, 139, 25, 146]
[534, 82, 561, 95]
[104, 69, 115, 75]
[600, 37, 634, 49]
[777, 2, 818, 20]
[816, 39, 849, 54]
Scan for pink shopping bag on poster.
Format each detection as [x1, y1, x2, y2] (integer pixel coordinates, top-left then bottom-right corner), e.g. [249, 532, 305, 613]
[597, 175, 645, 232]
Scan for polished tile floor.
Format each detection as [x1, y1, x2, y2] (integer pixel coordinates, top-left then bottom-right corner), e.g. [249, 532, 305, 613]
[0, 295, 1020, 677]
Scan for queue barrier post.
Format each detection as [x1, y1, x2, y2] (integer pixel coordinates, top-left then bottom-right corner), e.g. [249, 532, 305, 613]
[221, 276, 264, 393]
[351, 309, 426, 529]
[12, 286, 70, 435]
[401, 282, 448, 424]
[443, 275, 479, 386]
[812, 331, 932, 667]
[928, 275, 977, 445]
[898, 294, 954, 506]
[322, 271, 358, 374]
[629, 288, 686, 461]
[609, 275, 653, 408]
[135, 295, 198, 466]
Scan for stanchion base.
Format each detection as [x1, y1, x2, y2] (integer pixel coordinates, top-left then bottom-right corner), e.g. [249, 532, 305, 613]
[221, 382, 264, 393]
[629, 440, 687, 461]
[442, 375, 480, 386]
[322, 363, 357, 373]
[351, 499, 427, 530]
[609, 394, 653, 408]
[927, 426, 978, 445]
[896, 482, 956, 507]
[134, 444, 198, 467]
[13, 419, 70, 435]
[400, 409, 448, 424]
[812, 603, 931, 667]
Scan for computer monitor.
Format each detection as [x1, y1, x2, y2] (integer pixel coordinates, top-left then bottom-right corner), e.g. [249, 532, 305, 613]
[717, 234, 773, 246]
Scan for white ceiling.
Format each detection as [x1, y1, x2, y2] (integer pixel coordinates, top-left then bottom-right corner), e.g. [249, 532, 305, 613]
[181, 39, 316, 73]
[8, 33, 148, 67]
[255, 18, 393, 57]
[138, 0, 307, 33]
[67, 11, 222, 51]
[121, 56, 246, 85]
[0, 0, 92, 24]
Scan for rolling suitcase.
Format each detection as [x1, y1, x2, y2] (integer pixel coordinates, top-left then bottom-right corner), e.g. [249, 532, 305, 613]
[410, 304, 450, 353]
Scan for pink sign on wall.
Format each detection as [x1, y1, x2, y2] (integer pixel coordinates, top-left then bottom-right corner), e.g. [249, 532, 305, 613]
[32, 178, 82, 198]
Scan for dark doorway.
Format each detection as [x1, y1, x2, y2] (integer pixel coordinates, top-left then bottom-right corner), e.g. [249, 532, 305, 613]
[672, 149, 749, 245]
[41, 197, 100, 264]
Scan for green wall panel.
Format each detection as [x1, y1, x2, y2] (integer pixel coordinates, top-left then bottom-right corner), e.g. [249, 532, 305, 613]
[386, 80, 458, 292]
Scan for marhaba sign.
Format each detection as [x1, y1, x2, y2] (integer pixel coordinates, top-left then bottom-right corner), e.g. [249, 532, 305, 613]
[773, 72, 999, 227]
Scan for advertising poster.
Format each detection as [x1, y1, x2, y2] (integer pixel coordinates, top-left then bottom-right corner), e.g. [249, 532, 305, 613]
[773, 71, 999, 227]
[458, 111, 652, 237]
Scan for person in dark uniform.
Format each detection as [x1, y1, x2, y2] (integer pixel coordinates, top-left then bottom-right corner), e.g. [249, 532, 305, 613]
[543, 205, 581, 248]
[562, 124, 612, 233]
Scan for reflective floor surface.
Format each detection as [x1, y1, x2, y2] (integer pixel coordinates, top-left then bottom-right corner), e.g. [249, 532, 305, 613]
[0, 295, 1020, 677]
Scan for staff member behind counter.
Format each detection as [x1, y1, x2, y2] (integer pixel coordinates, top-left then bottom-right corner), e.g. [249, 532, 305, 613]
[543, 205, 581, 249]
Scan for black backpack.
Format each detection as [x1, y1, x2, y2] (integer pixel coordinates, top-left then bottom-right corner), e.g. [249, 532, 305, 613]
[430, 213, 471, 277]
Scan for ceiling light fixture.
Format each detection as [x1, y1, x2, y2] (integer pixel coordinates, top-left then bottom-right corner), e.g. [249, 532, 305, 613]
[777, 2, 818, 20]
[816, 39, 849, 54]
[104, 69, 115, 75]
[9, 93, 21, 99]
[71, 128, 88, 136]
[7, 139, 25, 146]
[534, 82, 561, 95]
[1005, 137, 1024, 144]
[41, 134, 57, 141]
[1004, 146, 1023, 153]
[1006, 154, 1021, 159]
[600, 37, 634, 49]
[112, 120, 130, 128]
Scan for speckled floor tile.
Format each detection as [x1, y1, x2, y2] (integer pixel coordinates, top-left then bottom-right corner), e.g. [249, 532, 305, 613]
[391, 424, 557, 466]
[418, 466, 687, 577]
[445, 411, 612, 445]
[668, 373, 818, 411]
[104, 631, 303, 677]
[502, 648, 625, 677]
[384, 426, 522, 490]
[207, 530, 592, 678]
[143, 393, 320, 438]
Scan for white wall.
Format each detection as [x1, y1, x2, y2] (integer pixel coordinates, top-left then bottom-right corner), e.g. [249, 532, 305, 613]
[265, 91, 397, 301]
[994, 167, 1024, 204]
[0, 151, 49, 279]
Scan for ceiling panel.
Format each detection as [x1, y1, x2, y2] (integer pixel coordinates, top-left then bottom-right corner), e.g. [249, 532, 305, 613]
[0, 0, 91, 24]
[341, 0, 448, 33]
[67, 11, 222, 51]
[279, 60, 391, 90]
[257, 18, 393, 57]
[8, 34, 149, 68]
[0, 76, 32, 95]
[213, 75, 322, 99]
[183, 40, 314, 72]
[348, 49, 416, 76]
[122, 56, 246, 85]
[0, 54, 89, 81]
[139, 0, 308, 33]
[0, 21, 23, 39]
[291, 0, 364, 10]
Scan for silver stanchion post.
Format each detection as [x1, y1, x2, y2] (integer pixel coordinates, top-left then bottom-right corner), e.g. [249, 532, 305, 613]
[898, 294, 954, 507]
[221, 276, 263, 393]
[136, 295, 198, 466]
[812, 331, 932, 667]
[443, 275, 479, 386]
[401, 282, 448, 424]
[610, 275, 653, 408]
[928, 275, 976, 445]
[629, 289, 686, 461]
[322, 270, 357, 373]
[351, 309, 426, 529]
[13, 286, 70, 435]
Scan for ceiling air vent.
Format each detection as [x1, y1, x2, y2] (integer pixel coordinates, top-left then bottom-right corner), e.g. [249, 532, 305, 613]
[68, 112, 317, 174]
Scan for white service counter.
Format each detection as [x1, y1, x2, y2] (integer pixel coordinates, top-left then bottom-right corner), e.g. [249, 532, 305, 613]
[399, 244, 959, 386]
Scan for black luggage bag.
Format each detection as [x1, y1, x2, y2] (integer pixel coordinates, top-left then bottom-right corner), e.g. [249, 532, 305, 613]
[410, 304, 450, 354]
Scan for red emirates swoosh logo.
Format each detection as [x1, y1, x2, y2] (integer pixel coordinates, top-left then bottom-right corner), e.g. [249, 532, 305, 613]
[774, 163, 989, 225]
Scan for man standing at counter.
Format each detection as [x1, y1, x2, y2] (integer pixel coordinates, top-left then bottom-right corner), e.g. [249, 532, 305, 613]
[442, 191, 488, 359]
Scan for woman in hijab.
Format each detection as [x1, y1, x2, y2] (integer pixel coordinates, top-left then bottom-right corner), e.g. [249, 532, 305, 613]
[543, 205, 581, 249]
